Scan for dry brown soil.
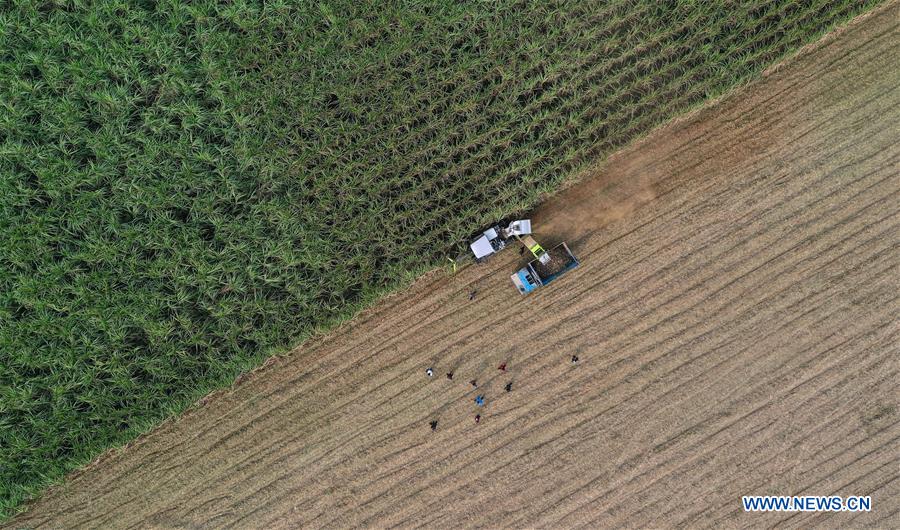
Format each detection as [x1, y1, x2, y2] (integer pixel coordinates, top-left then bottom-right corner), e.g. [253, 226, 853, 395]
[8, 3, 900, 529]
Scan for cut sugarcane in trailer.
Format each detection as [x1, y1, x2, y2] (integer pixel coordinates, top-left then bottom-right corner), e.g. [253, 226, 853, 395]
[510, 236, 579, 295]
[468, 219, 579, 294]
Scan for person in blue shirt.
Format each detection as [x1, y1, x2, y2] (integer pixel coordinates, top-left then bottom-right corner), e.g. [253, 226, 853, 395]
[475, 395, 485, 407]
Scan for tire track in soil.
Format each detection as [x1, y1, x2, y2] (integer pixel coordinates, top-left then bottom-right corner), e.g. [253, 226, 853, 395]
[7, 2, 900, 529]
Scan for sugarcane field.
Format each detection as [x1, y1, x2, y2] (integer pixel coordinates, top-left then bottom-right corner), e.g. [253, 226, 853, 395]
[2, 0, 898, 528]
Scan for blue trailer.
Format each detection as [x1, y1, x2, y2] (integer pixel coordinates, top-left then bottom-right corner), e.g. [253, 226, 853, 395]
[510, 242, 579, 294]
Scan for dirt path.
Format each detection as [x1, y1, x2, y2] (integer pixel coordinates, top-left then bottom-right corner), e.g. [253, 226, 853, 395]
[9, 3, 900, 528]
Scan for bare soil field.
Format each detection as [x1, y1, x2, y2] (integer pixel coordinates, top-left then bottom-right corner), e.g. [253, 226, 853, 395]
[8, 3, 899, 529]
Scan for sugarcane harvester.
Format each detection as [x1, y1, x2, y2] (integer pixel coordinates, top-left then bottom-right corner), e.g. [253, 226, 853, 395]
[469, 220, 533, 262]
[468, 219, 579, 294]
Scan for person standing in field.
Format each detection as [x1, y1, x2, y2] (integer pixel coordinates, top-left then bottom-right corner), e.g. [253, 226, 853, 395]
[475, 414, 481, 424]
[498, 363, 507, 371]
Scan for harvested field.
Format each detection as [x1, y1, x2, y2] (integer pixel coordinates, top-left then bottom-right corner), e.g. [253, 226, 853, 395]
[8, 2, 900, 528]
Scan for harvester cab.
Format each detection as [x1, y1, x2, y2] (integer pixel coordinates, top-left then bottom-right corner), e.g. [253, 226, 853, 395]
[469, 219, 532, 261]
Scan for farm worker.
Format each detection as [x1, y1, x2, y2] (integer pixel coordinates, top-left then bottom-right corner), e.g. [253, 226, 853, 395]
[430, 420, 438, 431]
[498, 363, 507, 371]
[475, 414, 481, 424]
[505, 382, 512, 392]
[475, 395, 485, 407]
[571, 355, 579, 364]
[469, 290, 477, 301]
[446, 372, 454, 380]
[426, 368, 434, 377]
[470, 379, 477, 387]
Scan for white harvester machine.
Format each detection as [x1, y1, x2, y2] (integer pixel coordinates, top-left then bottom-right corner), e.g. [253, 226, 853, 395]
[469, 219, 532, 262]
[469, 219, 579, 294]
